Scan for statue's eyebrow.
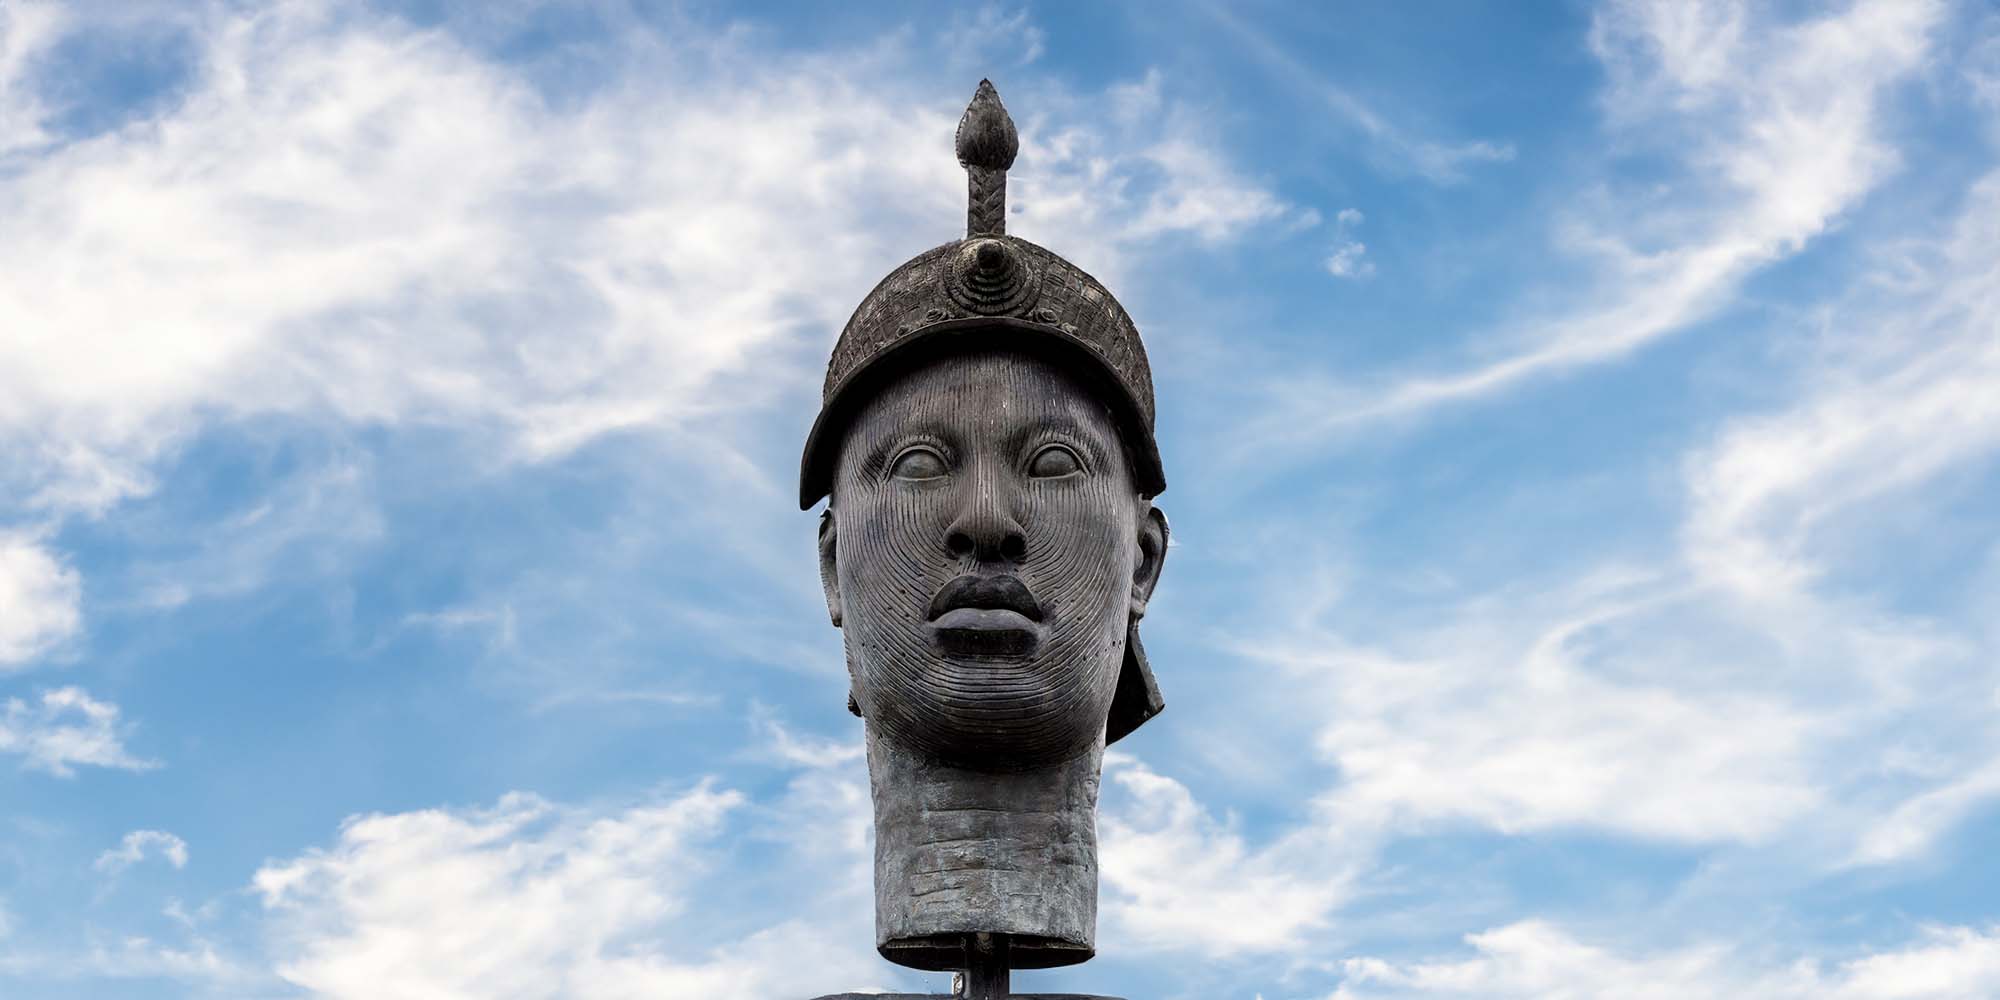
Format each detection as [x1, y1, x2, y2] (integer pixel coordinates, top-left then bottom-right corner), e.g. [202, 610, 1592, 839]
[854, 418, 957, 473]
[1007, 408, 1115, 458]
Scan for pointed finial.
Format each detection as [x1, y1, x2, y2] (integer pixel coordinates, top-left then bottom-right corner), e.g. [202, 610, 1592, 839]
[956, 80, 1017, 237]
[956, 79, 1018, 171]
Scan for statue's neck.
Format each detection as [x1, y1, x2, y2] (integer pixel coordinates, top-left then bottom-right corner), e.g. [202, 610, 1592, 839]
[865, 725, 1103, 972]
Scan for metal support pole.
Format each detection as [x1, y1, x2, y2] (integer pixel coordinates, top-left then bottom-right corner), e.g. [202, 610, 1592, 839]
[960, 933, 1010, 999]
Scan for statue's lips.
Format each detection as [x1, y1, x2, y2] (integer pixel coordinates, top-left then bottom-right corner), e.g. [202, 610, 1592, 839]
[926, 574, 1044, 623]
[926, 574, 1044, 656]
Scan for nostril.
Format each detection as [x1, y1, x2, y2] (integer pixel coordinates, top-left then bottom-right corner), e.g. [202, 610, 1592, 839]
[1000, 534, 1026, 561]
[947, 531, 973, 555]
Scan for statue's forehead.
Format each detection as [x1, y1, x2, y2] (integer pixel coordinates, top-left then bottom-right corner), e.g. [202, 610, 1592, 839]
[846, 349, 1119, 433]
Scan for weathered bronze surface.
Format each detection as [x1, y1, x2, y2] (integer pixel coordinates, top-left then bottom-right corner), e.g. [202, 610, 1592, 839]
[803, 81, 1167, 999]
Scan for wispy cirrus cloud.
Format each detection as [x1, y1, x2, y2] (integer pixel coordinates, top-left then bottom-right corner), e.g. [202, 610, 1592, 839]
[1197, 3, 1514, 184]
[0, 687, 155, 776]
[1684, 173, 2000, 608]
[1688, 169, 2000, 870]
[1117, 7, 1997, 972]
[1243, 0, 1942, 449]
[6, 3, 1995, 998]
[941, 4, 1046, 68]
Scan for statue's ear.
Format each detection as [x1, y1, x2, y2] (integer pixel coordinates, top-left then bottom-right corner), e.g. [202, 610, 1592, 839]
[1130, 505, 1168, 619]
[822, 510, 863, 718]
[817, 509, 842, 628]
[1109, 506, 1169, 745]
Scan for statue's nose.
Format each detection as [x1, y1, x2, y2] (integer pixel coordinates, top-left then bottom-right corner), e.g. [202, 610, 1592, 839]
[944, 477, 1027, 563]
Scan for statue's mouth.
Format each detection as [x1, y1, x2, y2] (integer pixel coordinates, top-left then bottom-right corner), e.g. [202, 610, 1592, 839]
[928, 574, 1044, 622]
[927, 574, 1045, 656]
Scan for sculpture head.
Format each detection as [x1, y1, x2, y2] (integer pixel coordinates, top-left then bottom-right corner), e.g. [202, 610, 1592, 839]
[800, 82, 1171, 766]
[817, 346, 1167, 770]
[797, 80, 1171, 975]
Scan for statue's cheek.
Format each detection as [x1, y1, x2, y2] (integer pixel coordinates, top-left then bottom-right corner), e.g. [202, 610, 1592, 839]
[842, 495, 941, 565]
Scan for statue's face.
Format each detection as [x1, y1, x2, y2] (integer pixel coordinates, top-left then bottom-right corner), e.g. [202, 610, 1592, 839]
[822, 348, 1160, 770]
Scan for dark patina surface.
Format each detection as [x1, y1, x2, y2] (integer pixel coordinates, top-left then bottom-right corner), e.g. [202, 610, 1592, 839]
[802, 81, 1170, 1000]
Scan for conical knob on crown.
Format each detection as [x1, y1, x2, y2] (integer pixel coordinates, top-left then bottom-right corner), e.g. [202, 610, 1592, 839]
[945, 238, 1039, 315]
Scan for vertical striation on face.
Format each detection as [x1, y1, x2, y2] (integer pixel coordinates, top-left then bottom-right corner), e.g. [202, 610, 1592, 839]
[831, 348, 1141, 771]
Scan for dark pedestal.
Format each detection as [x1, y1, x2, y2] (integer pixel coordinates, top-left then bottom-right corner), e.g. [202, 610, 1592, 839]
[809, 995, 1124, 999]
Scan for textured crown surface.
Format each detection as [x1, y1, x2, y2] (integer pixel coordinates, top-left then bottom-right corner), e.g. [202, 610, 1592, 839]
[820, 236, 1154, 430]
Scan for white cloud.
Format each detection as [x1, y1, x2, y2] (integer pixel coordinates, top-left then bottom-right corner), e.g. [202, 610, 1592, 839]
[253, 783, 883, 1000]
[1332, 920, 2000, 999]
[1968, 14, 2000, 110]
[734, 711, 874, 910]
[1215, 529, 1973, 879]
[0, 1, 1288, 666]
[749, 706, 865, 770]
[94, 830, 189, 874]
[1683, 173, 2000, 606]
[1325, 208, 1374, 280]
[0, 532, 80, 667]
[3, 0, 904, 508]
[0, 922, 261, 990]
[1250, 0, 1942, 444]
[1591, 0, 1748, 109]
[1334, 920, 1742, 999]
[1672, 167, 2000, 865]
[1189, 3, 1996, 872]
[1011, 69, 1294, 272]
[1194, 146, 2000, 932]
[1835, 926, 2000, 999]
[0, 687, 156, 777]
[942, 5, 1046, 67]
[80, 934, 251, 986]
[1240, 572, 1823, 847]
[0, 1, 1286, 503]
[1852, 756, 2000, 867]
[400, 604, 518, 648]
[115, 457, 385, 617]
[1167, 143, 2000, 968]
[1098, 756, 1356, 958]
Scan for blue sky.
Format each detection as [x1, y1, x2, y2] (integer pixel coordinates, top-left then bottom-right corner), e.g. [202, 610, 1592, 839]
[2, 0, 1998, 996]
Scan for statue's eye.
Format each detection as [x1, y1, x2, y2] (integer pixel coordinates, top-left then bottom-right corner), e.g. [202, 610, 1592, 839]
[1028, 444, 1083, 478]
[889, 447, 949, 481]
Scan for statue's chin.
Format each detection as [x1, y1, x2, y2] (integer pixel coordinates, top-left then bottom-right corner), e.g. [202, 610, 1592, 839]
[848, 618, 1125, 770]
[860, 682, 1115, 773]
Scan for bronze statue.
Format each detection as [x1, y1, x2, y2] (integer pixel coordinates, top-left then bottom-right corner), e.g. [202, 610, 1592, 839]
[803, 81, 1168, 1000]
